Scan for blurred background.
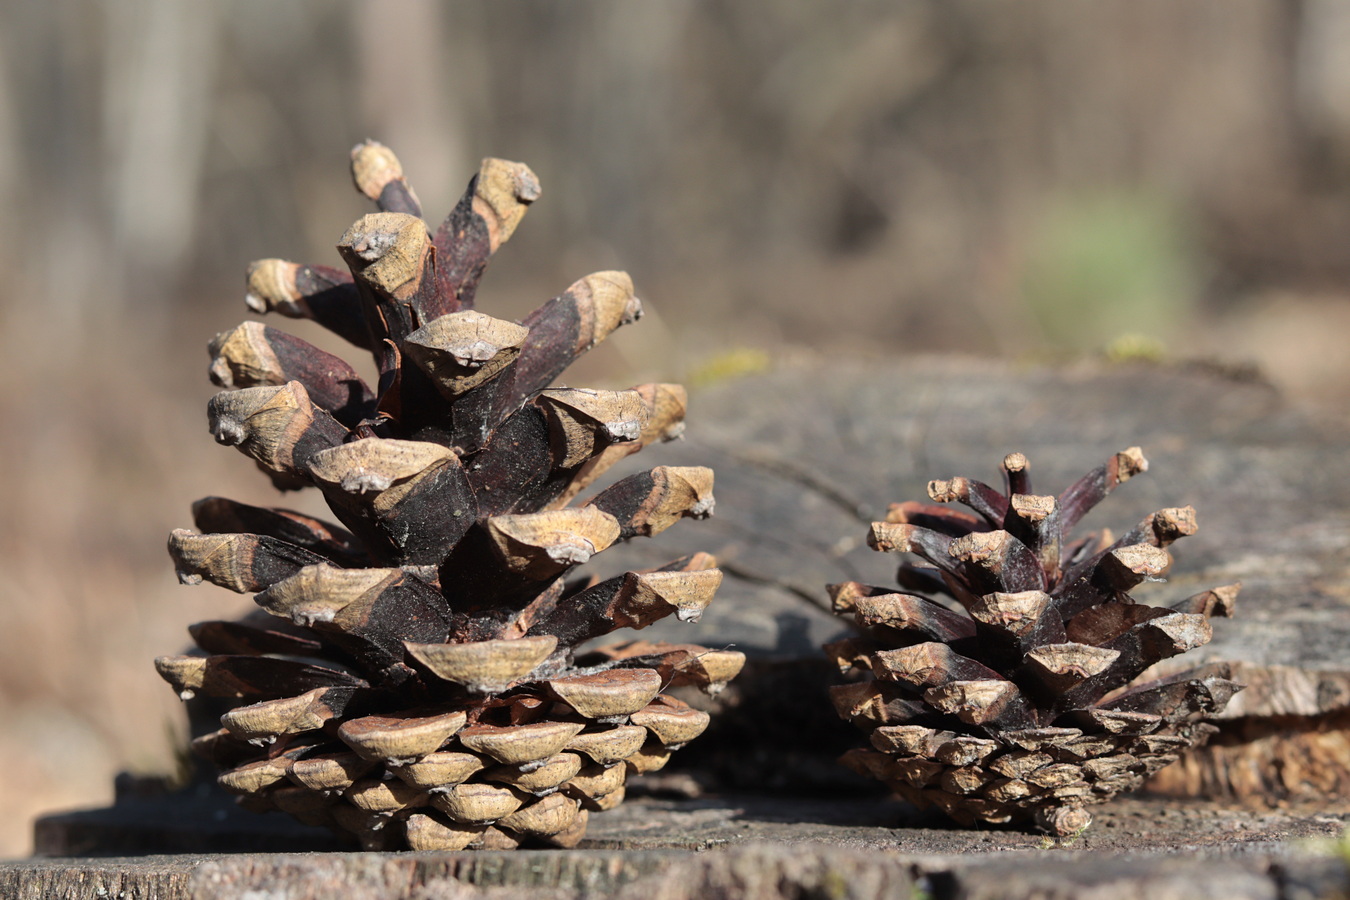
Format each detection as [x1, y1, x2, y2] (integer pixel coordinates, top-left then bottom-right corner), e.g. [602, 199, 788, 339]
[2, 0, 1350, 855]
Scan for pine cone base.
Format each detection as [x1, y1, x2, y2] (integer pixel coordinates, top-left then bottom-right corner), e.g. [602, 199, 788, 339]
[195, 671, 700, 850]
[840, 716, 1223, 835]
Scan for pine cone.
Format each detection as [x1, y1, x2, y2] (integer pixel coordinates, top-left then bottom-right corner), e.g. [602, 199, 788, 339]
[155, 142, 742, 851]
[827, 448, 1241, 835]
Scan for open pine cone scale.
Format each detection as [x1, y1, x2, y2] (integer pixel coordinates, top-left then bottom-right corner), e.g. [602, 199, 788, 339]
[829, 448, 1241, 835]
[156, 142, 743, 851]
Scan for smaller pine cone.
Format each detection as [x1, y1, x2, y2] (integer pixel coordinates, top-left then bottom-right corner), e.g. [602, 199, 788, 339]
[827, 448, 1242, 835]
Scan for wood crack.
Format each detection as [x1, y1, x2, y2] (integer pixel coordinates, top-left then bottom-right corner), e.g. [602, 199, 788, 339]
[689, 438, 874, 523]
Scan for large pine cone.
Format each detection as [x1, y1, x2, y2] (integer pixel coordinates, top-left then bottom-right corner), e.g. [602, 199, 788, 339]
[155, 142, 742, 851]
[827, 448, 1241, 835]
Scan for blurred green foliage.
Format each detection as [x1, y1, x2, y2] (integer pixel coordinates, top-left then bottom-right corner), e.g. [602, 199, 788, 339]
[1020, 191, 1199, 353]
[687, 347, 773, 389]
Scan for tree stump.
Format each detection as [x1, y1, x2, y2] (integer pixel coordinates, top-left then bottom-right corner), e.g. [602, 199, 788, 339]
[16, 793, 1350, 899]
[612, 356, 1350, 804]
[18, 356, 1350, 899]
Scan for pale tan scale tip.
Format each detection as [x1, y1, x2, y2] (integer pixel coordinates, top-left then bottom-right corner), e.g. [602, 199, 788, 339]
[218, 758, 291, 795]
[309, 438, 455, 500]
[586, 786, 627, 813]
[220, 687, 336, 743]
[612, 567, 723, 630]
[405, 813, 479, 852]
[485, 752, 582, 795]
[687, 551, 720, 571]
[404, 311, 529, 399]
[1035, 805, 1093, 837]
[208, 322, 282, 391]
[259, 564, 394, 627]
[1116, 446, 1149, 481]
[1155, 505, 1199, 538]
[339, 211, 427, 256]
[481, 157, 541, 203]
[1009, 494, 1055, 521]
[632, 466, 715, 530]
[337, 212, 430, 297]
[486, 508, 621, 576]
[637, 383, 688, 443]
[565, 759, 627, 800]
[287, 752, 372, 792]
[565, 725, 647, 766]
[244, 259, 301, 314]
[405, 635, 557, 694]
[1151, 611, 1213, 653]
[168, 528, 208, 585]
[546, 669, 662, 719]
[497, 793, 581, 837]
[630, 702, 711, 746]
[577, 271, 643, 345]
[344, 777, 429, 813]
[922, 680, 1018, 725]
[154, 655, 205, 699]
[968, 590, 1052, 633]
[432, 782, 526, 828]
[458, 720, 585, 766]
[826, 581, 871, 613]
[949, 529, 1011, 563]
[1088, 709, 1162, 734]
[394, 751, 484, 791]
[694, 649, 745, 694]
[338, 710, 468, 763]
[474, 159, 541, 251]
[431, 311, 530, 366]
[867, 521, 913, 552]
[1110, 542, 1171, 576]
[539, 388, 648, 445]
[1025, 643, 1120, 682]
[625, 744, 672, 774]
[1002, 452, 1029, 472]
[206, 383, 302, 448]
[350, 140, 404, 199]
[927, 478, 964, 503]
[1213, 582, 1241, 616]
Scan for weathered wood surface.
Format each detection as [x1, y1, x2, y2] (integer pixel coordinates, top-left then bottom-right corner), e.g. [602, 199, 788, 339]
[608, 356, 1350, 801]
[13, 357, 1350, 898]
[15, 793, 1350, 899]
[622, 356, 1350, 671]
